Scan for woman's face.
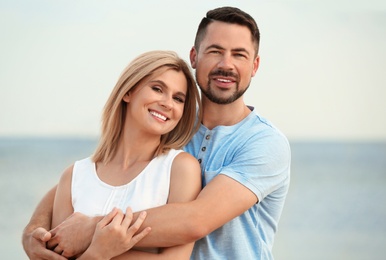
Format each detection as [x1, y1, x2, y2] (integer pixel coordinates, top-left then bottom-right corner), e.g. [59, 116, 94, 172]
[124, 69, 188, 136]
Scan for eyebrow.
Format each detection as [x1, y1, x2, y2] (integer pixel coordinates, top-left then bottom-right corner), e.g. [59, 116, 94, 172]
[206, 44, 250, 56]
[151, 79, 187, 98]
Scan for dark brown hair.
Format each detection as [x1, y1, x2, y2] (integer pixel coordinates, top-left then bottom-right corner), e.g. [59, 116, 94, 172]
[194, 6, 260, 56]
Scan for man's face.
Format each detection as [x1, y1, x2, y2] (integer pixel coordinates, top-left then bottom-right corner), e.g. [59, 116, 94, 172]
[190, 21, 259, 105]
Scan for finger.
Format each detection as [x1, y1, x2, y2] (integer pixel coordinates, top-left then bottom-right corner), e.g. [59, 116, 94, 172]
[43, 251, 68, 260]
[49, 225, 58, 237]
[130, 227, 152, 245]
[32, 227, 51, 242]
[127, 211, 147, 235]
[47, 225, 59, 248]
[98, 207, 119, 228]
[53, 245, 64, 255]
[121, 207, 134, 229]
[42, 231, 52, 242]
[109, 208, 124, 226]
[46, 236, 58, 250]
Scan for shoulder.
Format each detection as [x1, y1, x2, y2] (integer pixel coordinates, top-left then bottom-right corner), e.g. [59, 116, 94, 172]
[59, 156, 91, 182]
[73, 157, 93, 169]
[168, 152, 201, 202]
[170, 152, 201, 183]
[162, 149, 200, 176]
[172, 151, 200, 171]
[244, 112, 290, 149]
[59, 164, 75, 184]
[231, 113, 291, 167]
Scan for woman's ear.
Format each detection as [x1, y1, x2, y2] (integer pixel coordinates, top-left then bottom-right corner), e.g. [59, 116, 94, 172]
[123, 92, 131, 103]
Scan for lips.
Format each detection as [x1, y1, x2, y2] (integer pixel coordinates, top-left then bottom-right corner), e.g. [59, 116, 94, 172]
[214, 77, 234, 83]
[149, 110, 168, 121]
[212, 76, 236, 89]
[210, 69, 238, 82]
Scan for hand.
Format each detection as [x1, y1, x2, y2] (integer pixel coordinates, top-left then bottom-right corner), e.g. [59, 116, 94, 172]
[48, 212, 99, 258]
[81, 207, 151, 260]
[22, 227, 66, 260]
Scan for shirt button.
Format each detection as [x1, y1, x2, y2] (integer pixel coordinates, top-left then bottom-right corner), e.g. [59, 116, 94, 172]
[205, 135, 211, 140]
[198, 159, 202, 163]
[201, 147, 206, 152]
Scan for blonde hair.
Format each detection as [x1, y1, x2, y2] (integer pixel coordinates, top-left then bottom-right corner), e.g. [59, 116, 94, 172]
[92, 50, 201, 163]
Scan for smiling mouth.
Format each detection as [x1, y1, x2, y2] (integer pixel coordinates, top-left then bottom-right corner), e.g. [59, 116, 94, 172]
[215, 78, 233, 83]
[149, 110, 168, 121]
[212, 77, 236, 89]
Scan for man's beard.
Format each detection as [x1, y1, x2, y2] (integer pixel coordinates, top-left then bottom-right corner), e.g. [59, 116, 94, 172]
[197, 69, 249, 105]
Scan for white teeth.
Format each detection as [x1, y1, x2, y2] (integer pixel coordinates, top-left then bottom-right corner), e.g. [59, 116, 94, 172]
[150, 111, 167, 121]
[217, 78, 231, 83]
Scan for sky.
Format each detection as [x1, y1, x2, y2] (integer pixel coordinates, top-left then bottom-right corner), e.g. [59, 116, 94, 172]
[1, 0, 386, 141]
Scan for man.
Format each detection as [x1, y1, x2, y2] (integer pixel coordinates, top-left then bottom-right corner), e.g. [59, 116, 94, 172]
[23, 6, 290, 259]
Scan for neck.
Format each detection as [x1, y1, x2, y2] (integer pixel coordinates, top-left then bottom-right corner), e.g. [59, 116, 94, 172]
[113, 130, 160, 169]
[201, 97, 251, 130]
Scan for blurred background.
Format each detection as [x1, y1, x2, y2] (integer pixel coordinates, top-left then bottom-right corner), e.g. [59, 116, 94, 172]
[1, 1, 385, 259]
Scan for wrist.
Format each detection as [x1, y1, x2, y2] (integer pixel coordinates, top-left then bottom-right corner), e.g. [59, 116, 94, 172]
[78, 249, 108, 260]
[88, 215, 103, 239]
[91, 215, 103, 226]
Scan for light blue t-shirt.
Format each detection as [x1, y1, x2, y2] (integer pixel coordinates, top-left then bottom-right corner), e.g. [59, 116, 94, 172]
[185, 107, 291, 260]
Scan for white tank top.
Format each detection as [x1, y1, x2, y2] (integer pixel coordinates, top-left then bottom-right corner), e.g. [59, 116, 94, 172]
[71, 149, 184, 216]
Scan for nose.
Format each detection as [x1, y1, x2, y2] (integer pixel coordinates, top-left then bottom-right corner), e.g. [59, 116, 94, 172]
[217, 53, 234, 70]
[160, 95, 173, 110]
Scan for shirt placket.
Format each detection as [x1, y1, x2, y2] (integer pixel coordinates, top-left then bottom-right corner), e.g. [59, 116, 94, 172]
[197, 130, 212, 167]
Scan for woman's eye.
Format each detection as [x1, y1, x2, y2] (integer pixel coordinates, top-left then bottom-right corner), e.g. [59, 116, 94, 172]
[174, 96, 185, 103]
[152, 86, 162, 92]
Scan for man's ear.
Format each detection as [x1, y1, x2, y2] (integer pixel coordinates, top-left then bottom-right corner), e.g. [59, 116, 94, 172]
[190, 47, 197, 69]
[251, 55, 260, 77]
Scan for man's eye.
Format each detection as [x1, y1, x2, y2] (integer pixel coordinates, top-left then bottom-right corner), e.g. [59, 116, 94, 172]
[235, 53, 247, 58]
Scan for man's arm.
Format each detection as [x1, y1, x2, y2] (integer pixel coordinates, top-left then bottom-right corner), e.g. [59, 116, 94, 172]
[134, 174, 258, 247]
[22, 185, 67, 260]
[107, 173, 254, 258]
[44, 174, 257, 254]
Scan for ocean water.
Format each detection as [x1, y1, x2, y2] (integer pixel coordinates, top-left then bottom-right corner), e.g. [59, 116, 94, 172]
[1, 138, 385, 259]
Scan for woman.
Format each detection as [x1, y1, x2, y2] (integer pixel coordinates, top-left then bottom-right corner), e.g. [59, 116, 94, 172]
[51, 50, 202, 259]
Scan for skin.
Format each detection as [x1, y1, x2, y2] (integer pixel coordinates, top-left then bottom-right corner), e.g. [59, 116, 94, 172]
[27, 69, 201, 259]
[78, 208, 150, 260]
[22, 21, 260, 258]
[51, 69, 191, 229]
[192, 21, 259, 129]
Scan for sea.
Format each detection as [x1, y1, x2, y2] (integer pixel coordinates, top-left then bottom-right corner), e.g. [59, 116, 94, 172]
[1, 138, 385, 260]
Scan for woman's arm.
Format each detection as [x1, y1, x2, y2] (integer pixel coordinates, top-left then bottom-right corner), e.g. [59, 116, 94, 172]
[152, 152, 202, 258]
[52, 165, 74, 228]
[85, 152, 202, 260]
